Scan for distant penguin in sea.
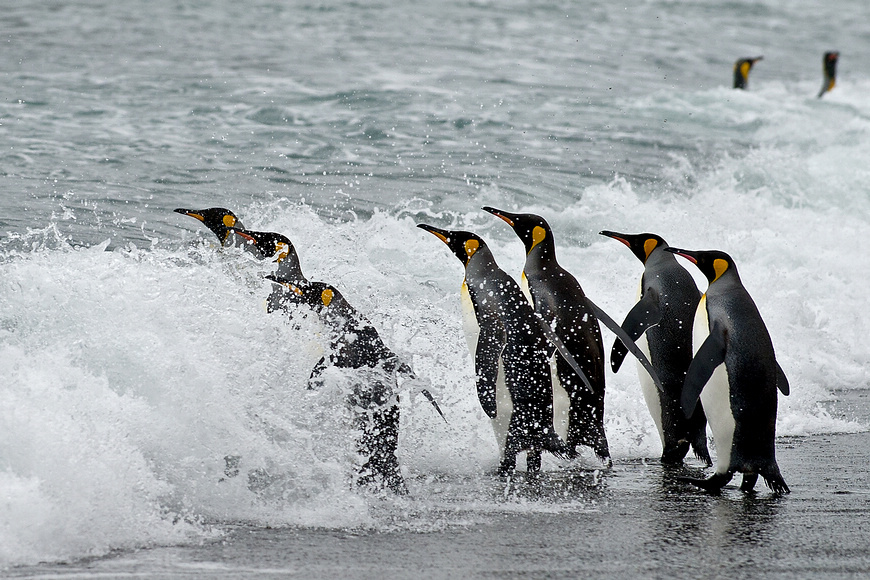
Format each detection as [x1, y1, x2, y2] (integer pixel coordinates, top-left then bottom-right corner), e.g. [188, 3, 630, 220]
[665, 247, 790, 494]
[266, 275, 444, 494]
[818, 51, 839, 98]
[174, 207, 252, 249]
[418, 223, 572, 476]
[482, 207, 611, 464]
[733, 56, 763, 89]
[599, 231, 711, 466]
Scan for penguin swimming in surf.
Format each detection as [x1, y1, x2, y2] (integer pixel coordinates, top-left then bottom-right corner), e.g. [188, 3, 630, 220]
[818, 51, 839, 98]
[418, 224, 572, 476]
[733, 56, 762, 89]
[482, 208, 611, 463]
[665, 247, 789, 494]
[600, 231, 711, 465]
[174, 207, 252, 249]
[226, 228, 308, 313]
[266, 275, 445, 494]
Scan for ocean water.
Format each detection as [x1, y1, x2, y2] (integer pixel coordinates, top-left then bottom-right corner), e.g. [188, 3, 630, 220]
[2, 0, 870, 570]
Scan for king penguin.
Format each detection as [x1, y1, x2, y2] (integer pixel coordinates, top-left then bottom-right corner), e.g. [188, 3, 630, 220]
[418, 223, 571, 476]
[665, 247, 790, 493]
[600, 231, 711, 465]
[265, 276, 444, 494]
[174, 207, 252, 249]
[225, 227, 308, 313]
[482, 207, 611, 464]
[818, 51, 839, 98]
[733, 56, 763, 89]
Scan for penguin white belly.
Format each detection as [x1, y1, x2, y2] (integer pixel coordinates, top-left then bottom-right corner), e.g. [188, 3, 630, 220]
[635, 332, 665, 447]
[693, 295, 735, 475]
[520, 272, 534, 305]
[550, 354, 570, 442]
[461, 281, 513, 455]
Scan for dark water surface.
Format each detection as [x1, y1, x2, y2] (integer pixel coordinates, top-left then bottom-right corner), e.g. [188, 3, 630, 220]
[10, 390, 869, 579]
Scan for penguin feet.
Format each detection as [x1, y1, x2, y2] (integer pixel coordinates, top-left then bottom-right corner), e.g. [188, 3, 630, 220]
[740, 473, 759, 492]
[661, 440, 691, 465]
[678, 472, 734, 493]
[761, 472, 790, 495]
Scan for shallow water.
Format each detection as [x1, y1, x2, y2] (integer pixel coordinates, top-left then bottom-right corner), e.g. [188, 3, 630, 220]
[8, 390, 870, 579]
[2, 0, 870, 571]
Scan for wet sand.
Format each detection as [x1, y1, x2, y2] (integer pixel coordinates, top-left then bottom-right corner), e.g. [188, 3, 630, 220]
[9, 390, 870, 579]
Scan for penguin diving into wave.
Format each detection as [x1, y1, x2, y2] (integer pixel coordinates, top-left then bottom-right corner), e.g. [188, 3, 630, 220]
[418, 223, 580, 476]
[733, 56, 762, 89]
[266, 275, 446, 494]
[482, 207, 612, 463]
[818, 51, 839, 98]
[666, 247, 789, 494]
[174, 207, 253, 249]
[600, 231, 711, 466]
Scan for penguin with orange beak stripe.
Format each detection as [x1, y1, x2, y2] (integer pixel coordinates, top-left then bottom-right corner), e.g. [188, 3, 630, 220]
[417, 223, 571, 476]
[482, 208, 611, 463]
[266, 275, 446, 494]
[600, 231, 710, 466]
[733, 56, 762, 89]
[666, 247, 789, 494]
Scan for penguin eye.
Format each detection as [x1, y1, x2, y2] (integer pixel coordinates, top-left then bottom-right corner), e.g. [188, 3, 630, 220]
[223, 215, 236, 227]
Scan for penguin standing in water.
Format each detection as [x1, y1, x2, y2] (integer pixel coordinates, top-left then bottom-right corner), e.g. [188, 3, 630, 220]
[733, 56, 763, 89]
[174, 207, 252, 249]
[266, 276, 441, 494]
[600, 231, 711, 465]
[418, 224, 572, 476]
[482, 208, 611, 463]
[818, 51, 839, 98]
[666, 247, 789, 493]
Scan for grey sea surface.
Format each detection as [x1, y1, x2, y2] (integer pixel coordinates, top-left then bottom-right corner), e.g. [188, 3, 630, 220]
[9, 389, 869, 579]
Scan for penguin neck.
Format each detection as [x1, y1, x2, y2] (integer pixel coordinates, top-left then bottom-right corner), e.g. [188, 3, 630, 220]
[524, 239, 558, 275]
[706, 269, 743, 295]
[274, 248, 306, 284]
[464, 245, 499, 282]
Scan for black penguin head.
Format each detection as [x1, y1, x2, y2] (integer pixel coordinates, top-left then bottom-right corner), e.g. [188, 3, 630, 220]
[819, 51, 839, 97]
[600, 231, 668, 264]
[265, 276, 347, 314]
[417, 223, 485, 267]
[733, 56, 763, 89]
[665, 247, 739, 286]
[482, 207, 554, 257]
[229, 229, 292, 260]
[174, 207, 242, 242]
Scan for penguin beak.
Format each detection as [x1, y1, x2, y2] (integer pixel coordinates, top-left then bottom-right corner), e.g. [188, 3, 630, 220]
[228, 228, 256, 243]
[481, 206, 515, 227]
[599, 230, 632, 249]
[417, 223, 452, 245]
[664, 247, 698, 264]
[174, 208, 205, 222]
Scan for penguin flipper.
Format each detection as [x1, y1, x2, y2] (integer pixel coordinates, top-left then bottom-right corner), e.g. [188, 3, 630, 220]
[610, 292, 662, 373]
[474, 321, 504, 419]
[420, 389, 448, 423]
[534, 313, 595, 394]
[776, 362, 790, 396]
[681, 324, 726, 418]
[307, 356, 329, 390]
[587, 298, 665, 393]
